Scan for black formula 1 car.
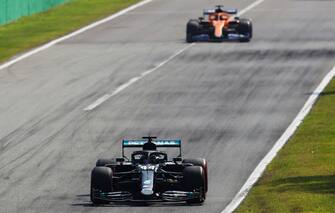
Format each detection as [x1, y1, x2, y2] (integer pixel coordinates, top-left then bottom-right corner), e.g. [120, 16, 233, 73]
[90, 136, 208, 204]
[186, 5, 252, 42]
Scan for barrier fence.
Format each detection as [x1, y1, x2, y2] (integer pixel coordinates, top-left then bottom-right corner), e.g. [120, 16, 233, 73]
[0, 0, 68, 25]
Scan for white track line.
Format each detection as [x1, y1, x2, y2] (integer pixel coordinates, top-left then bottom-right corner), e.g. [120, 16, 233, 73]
[238, 0, 265, 16]
[0, 0, 153, 71]
[83, 44, 194, 111]
[222, 66, 335, 212]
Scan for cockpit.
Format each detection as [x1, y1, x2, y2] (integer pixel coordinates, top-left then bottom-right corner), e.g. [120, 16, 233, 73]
[209, 13, 229, 21]
[131, 151, 167, 164]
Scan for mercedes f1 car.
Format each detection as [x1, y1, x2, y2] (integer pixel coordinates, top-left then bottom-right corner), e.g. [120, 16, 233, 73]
[90, 136, 208, 204]
[186, 5, 252, 42]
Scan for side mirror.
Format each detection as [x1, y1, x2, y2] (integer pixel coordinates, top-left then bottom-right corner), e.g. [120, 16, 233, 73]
[173, 157, 182, 162]
[116, 158, 125, 163]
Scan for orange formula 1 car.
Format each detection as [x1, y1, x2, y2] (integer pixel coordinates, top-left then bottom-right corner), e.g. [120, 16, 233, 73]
[186, 5, 252, 42]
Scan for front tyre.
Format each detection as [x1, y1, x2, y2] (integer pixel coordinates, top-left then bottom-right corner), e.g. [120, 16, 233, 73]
[237, 18, 252, 42]
[183, 158, 208, 193]
[186, 20, 200, 43]
[183, 166, 206, 204]
[90, 166, 113, 205]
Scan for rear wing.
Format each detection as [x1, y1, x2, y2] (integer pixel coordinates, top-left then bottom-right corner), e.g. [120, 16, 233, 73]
[122, 139, 182, 157]
[203, 8, 238, 15]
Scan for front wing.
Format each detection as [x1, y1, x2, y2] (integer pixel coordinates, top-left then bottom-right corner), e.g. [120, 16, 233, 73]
[92, 189, 200, 202]
[191, 33, 250, 42]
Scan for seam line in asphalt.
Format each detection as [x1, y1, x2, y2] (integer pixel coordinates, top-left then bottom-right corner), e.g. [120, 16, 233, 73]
[0, 0, 153, 71]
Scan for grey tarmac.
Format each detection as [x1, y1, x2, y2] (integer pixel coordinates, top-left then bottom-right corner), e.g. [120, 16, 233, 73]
[0, 0, 335, 212]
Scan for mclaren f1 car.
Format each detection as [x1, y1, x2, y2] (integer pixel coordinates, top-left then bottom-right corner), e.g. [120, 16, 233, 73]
[186, 5, 252, 42]
[90, 136, 208, 204]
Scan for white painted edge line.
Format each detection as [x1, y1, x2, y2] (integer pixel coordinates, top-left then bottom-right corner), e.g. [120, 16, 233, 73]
[83, 44, 194, 111]
[237, 0, 265, 16]
[222, 66, 335, 213]
[0, 0, 153, 71]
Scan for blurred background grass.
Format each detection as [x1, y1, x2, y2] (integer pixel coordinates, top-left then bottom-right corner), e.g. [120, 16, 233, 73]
[0, 0, 139, 63]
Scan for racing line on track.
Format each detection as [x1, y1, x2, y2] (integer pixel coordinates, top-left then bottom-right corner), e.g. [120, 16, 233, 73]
[4, 0, 335, 212]
[83, 0, 266, 112]
[82, 1, 335, 210]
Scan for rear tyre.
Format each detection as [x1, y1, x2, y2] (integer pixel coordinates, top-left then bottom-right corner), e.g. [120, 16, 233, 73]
[183, 166, 206, 204]
[90, 166, 113, 205]
[183, 158, 208, 193]
[96, 158, 116, 167]
[237, 18, 252, 42]
[186, 19, 201, 43]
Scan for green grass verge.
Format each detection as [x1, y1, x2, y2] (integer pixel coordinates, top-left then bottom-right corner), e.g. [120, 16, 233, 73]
[236, 79, 335, 213]
[0, 0, 139, 63]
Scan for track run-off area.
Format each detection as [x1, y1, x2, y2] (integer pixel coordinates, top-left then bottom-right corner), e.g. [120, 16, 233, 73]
[0, 0, 335, 212]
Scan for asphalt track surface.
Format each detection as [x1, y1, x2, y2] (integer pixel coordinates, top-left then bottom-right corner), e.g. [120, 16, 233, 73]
[1, 0, 335, 212]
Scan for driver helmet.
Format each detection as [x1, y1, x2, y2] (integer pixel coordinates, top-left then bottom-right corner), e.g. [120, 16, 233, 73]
[149, 153, 160, 164]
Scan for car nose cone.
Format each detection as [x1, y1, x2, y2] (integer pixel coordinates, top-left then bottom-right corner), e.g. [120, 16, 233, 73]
[141, 188, 154, 195]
